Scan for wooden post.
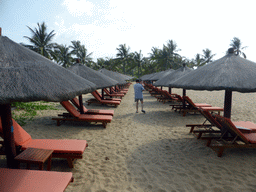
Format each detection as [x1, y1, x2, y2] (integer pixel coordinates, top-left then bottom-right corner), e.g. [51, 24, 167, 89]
[222, 90, 232, 136]
[224, 90, 232, 119]
[168, 87, 172, 94]
[0, 104, 18, 168]
[161, 86, 163, 90]
[182, 89, 186, 110]
[0, 28, 2, 36]
[78, 95, 84, 114]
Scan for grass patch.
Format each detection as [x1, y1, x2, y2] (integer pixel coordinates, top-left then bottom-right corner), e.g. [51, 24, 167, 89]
[11, 101, 58, 126]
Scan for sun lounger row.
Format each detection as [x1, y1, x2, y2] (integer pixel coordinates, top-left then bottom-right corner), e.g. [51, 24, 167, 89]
[144, 83, 224, 116]
[187, 108, 256, 157]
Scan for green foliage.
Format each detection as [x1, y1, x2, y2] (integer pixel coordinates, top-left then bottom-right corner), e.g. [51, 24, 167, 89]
[23, 22, 56, 59]
[23, 23, 247, 79]
[230, 37, 247, 58]
[51, 44, 73, 68]
[70, 40, 93, 65]
[11, 101, 57, 126]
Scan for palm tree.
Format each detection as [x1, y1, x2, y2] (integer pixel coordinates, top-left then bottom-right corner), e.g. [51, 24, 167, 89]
[52, 44, 73, 68]
[192, 53, 206, 68]
[23, 22, 55, 59]
[116, 44, 131, 74]
[70, 40, 93, 66]
[160, 40, 181, 70]
[132, 50, 144, 77]
[230, 37, 247, 58]
[202, 48, 216, 64]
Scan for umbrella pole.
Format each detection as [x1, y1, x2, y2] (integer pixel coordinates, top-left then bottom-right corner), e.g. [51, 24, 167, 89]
[78, 95, 84, 114]
[0, 104, 17, 168]
[221, 90, 232, 137]
[224, 90, 232, 119]
[182, 89, 186, 110]
[169, 87, 172, 94]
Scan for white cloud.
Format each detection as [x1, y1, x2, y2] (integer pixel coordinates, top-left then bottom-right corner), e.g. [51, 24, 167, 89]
[53, 0, 256, 62]
[62, 0, 94, 17]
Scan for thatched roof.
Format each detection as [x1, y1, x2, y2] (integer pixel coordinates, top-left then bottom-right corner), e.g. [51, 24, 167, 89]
[149, 69, 174, 81]
[98, 68, 127, 84]
[140, 72, 157, 81]
[115, 71, 134, 81]
[0, 36, 97, 104]
[68, 64, 118, 89]
[169, 49, 256, 93]
[154, 65, 193, 87]
[146, 71, 165, 81]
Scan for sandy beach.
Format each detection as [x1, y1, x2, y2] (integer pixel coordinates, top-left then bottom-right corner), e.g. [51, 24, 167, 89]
[2, 83, 256, 192]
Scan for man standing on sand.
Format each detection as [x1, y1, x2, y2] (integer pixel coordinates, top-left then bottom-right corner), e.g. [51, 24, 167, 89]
[134, 79, 145, 113]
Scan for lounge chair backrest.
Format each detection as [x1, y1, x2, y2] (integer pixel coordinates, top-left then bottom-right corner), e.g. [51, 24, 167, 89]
[103, 88, 110, 95]
[184, 96, 196, 107]
[162, 90, 173, 98]
[198, 108, 222, 129]
[71, 98, 89, 113]
[91, 91, 102, 101]
[61, 101, 80, 118]
[0, 118, 32, 146]
[214, 115, 250, 144]
[110, 87, 115, 93]
[175, 95, 183, 102]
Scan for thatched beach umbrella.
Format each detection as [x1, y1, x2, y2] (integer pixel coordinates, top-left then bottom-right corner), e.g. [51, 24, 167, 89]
[98, 68, 127, 85]
[140, 72, 157, 82]
[153, 69, 174, 82]
[169, 48, 256, 120]
[150, 69, 174, 84]
[114, 71, 134, 81]
[68, 63, 119, 89]
[154, 64, 193, 95]
[0, 34, 97, 167]
[68, 62, 119, 112]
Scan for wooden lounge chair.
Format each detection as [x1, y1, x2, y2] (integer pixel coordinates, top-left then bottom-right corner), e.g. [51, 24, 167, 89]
[181, 96, 223, 116]
[71, 97, 114, 116]
[95, 90, 122, 102]
[170, 95, 211, 112]
[103, 88, 124, 98]
[149, 87, 162, 96]
[156, 90, 179, 103]
[116, 86, 128, 92]
[186, 108, 222, 139]
[52, 100, 113, 128]
[206, 115, 256, 157]
[0, 168, 73, 192]
[86, 91, 120, 107]
[0, 119, 88, 168]
[187, 108, 256, 139]
[111, 87, 127, 95]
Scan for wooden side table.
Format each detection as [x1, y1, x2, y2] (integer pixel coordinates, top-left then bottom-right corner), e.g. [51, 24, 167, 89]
[15, 148, 54, 171]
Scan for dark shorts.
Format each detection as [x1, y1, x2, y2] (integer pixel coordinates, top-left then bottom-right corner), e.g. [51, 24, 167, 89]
[135, 98, 143, 102]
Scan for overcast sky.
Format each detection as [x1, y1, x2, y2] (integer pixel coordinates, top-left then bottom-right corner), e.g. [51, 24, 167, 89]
[1, 0, 255, 62]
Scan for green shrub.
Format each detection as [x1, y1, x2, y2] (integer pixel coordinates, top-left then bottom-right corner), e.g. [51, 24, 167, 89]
[11, 101, 57, 126]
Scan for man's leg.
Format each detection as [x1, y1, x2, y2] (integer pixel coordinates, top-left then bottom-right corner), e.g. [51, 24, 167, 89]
[141, 100, 145, 113]
[136, 100, 139, 113]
